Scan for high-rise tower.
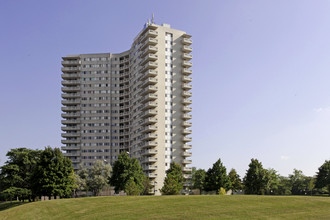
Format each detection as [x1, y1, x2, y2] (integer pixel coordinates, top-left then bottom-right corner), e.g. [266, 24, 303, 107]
[61, 21, 192, 194]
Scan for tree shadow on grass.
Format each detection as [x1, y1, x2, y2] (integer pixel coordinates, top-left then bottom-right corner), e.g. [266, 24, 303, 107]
[0, 201, 27, 212]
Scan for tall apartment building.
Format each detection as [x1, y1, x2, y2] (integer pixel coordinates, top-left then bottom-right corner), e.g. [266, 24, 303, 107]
[61, 21, 192, 194]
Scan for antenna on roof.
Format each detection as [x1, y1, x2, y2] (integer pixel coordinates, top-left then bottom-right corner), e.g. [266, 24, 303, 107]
[152, 13, 155, 24]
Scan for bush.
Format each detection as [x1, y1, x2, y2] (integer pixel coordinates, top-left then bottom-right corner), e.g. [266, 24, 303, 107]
[219, 187, 226, 195]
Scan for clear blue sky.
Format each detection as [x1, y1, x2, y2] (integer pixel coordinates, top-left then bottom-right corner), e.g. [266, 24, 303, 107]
[1, 0, 330, 178]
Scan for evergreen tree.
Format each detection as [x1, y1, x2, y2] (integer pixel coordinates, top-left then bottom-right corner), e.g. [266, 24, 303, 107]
[243, 158, 267, 195]
[161, 162, 184, 195]
[192, 168, 206, 191]
[204, 159, 231, 192]
[228, 168, 243, 191]
[315, 160, 330, 196]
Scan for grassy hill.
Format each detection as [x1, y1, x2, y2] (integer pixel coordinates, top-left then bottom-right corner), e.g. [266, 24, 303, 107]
[0, 195, 329, 219]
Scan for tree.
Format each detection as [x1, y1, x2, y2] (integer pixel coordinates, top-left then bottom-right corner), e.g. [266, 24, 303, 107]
[219, 187, 226, 195]
[192, 168, 206, 191]
[109, 152, 145, 194]
[161, 162, 184, 195]
[31, 147, 75, 198]
[125, 178, 141, 196]
[0, 148, 41, 201]
[76, 160, 112, 196]
[243, 158, 267, 195]
[228, 169, 243, 192]
[277, 176, 291, 195]
[264, 168, 280, 195]
[315, 160, 330, 196]
[204, 159, 231, 192]
[289, 169, 309, 195]
[141, 175, 152, 195]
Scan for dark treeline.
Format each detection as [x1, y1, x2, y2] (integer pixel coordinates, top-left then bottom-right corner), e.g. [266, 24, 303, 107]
[191, 158, 330, 196]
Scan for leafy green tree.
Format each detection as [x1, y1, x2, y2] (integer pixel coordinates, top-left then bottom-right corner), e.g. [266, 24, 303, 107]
[315, 160, 330, 196]
[289, 169, 308, 195]
[161, 162, 184, 195]
[204, 159, 231, 192]
[79, 160, 112, 196]
[109, 152, 145, 194]
[277, 176, 292, 195]
[243, 158, 267, 195]
[228, 169, 243, 191]
[31, 147, 75, 198]
[192, 168, 206, 191]
[0, 148, 41, 201]
[308, 178, 315, 196]
[125, 178, 141, 196]
[264, 168, 281, 195]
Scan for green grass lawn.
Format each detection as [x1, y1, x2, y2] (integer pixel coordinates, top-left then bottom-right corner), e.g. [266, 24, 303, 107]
[0, 195, 329, 219]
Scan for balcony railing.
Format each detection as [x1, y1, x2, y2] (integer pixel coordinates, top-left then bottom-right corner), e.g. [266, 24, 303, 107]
[182, 38, 193, 45]
[182, 68, 192, 75]
[62, 67, 80, 72]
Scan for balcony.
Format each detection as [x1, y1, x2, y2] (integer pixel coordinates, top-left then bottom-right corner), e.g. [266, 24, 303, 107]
[182, 159, 192, 164]
[183, 129, 192, 135]
[141, 61, 158, 73]
[141, 54, 158, 65]
[61, 139, 80, 144]
[142, 94, 157, 103]
[142, 69, 157, 80]
[141, 30, 158, 42]
[62, 67, 80, 72]
[141, 38, 158, 50]
[62, 80, 80, 86]
[141, 109, 157, 118]
[61, 93, 80, 98]
[141, 77, 158, 88]
[62, 73, 79, 79]
[62, 86, 80, 92]
[142, 125, 157, 133]
[183, 174, 193, 179]
[183, 106, 192, 112]
[61, 106, 79, 112]
[182, 151, 192, 157]
[61, 60, 80, 66]
[142, 149, 158, 156]
[61, 99, 80, 105]
[182, 61, 192, 67]
[142, 101, 157, 110]
[141, 85, 158, 95]
[182, 99, 192, 105]
[142, 141, 158, 148]
[143, 157, 157, 163]
[61, 145, 80, 150]
[141, 46, 158, 57]
[182, 46, 192, 53]
[61, 126, 80, 131]
[61, 132, 80, 138]
[182, 68, 192, 75]
[61, 113, 80, 118]
[63, 152, 81, 157]
[61, 119, 80, 125]
[183, 167, 192, 172]
[147, 173, 158, 178]
[182, 38, 193, 45]
[182, 76, 192, 83]
[182, 83, 192, 90]
[183, 137, 192, 142]
[183, 114, 192, 120]
[183, 121, 192, 127]
[142, 117, 157, 125]
[182, 53, 193, 60]
[70, 159, 81, 163]
[144, 165, 157, 171]
[182, 91, 192, 97]
[183, 144, 192, 149]
[142, 133, 157, 141]
[119, 58, 129, 64]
